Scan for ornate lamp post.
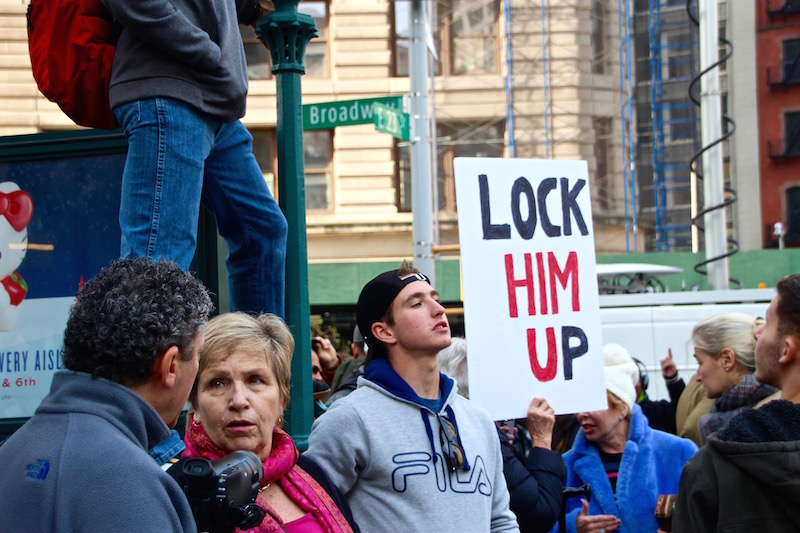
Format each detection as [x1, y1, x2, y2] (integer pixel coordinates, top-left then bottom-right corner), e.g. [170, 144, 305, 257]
[256, 1, 317, 449]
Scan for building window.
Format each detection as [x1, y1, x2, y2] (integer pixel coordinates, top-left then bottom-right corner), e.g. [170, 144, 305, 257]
[240, 25, 272, 80]
[250, 130, 332, 210]
[394, 122, 504, 212]
[665, 102, 695, 141]
[302, 1, 329, 78]
[786, 186, 800, 246]
[240, 1, 328, 80]
[304, 131, 332, 210]
[665, 31, 693, 80]
[393, 0, 499, 77]
[593, 117, 612, 210]
[392, 2, 411, 77]
[787, 111, 800, 157]
[784, 38, 800, 84]
[251, 131, 277, 195]
[436, 121, 504, 211]
[395, 141, 412, 212]
[591, 1, 607, 74]
[439, 0, 499, 75]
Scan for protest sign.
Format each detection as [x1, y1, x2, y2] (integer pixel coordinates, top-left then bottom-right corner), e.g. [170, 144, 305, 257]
[454, 157, 607, 420]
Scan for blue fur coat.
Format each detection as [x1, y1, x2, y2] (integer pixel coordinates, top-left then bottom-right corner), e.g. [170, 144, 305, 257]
[552, 404, 697, 533]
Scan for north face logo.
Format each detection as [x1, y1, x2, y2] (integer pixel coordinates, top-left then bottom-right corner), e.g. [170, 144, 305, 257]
[26, 459, 50, 481]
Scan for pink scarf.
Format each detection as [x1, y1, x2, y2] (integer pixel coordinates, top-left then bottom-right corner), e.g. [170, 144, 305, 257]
[184, 419, 353, 533]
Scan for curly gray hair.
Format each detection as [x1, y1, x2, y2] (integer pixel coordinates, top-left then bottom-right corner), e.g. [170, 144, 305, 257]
[62, 257, 213, 385]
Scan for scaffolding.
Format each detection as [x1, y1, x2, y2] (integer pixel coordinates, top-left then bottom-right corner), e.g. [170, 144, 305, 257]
[436, 0, 716, 253]
[618, 0, 638, 252]
[635, 0, 702, 251]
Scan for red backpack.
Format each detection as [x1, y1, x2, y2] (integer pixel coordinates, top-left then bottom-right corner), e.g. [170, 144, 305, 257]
[26, 0, 120, 130]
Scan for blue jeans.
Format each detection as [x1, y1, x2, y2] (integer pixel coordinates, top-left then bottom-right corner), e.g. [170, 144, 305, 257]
[115, 98, 287, 316]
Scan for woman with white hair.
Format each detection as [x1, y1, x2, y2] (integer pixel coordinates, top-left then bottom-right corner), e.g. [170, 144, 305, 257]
[692, 312, 779, 444]
[551, 343, 698, 533]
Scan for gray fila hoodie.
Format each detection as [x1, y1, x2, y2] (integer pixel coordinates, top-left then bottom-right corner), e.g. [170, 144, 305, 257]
[305, 358, 520, 532]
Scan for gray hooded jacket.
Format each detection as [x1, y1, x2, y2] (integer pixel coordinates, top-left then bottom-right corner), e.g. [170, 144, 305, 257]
[305, 358, 520, 532]
[0, 371, 196, 532]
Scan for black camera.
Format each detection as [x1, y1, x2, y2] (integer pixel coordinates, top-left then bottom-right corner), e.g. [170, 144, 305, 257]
[169, 450, 267, 533]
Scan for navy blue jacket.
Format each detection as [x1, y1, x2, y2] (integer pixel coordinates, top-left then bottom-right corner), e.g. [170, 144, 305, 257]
[498, 425, 565, 533]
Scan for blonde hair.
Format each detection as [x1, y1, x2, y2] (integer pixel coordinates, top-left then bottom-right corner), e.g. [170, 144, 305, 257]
[691, 312, 762, 371]
[189, 312, 295, 407]
[607, 391, 632, 422]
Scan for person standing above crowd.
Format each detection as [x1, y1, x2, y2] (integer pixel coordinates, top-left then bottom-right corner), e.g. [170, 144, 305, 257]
[691, 312, 779, 444]
[101, 0, 288, 316]
[305, 262, 519, 532]
[552, 343, 697, 533]
[0, 258, 213, 532]
[674, 274, 800, 531]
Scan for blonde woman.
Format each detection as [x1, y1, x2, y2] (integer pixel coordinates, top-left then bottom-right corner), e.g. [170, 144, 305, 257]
[692, 313, 779, 444]
[183, 312, 357, 532]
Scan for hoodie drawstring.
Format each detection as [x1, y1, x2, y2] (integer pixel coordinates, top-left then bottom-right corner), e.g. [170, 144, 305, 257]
[421, 410, 440, 466]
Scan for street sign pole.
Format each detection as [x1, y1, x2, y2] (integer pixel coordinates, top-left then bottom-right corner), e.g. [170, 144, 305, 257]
[256, 0, 316, 450]
[409, 0, 435, 283]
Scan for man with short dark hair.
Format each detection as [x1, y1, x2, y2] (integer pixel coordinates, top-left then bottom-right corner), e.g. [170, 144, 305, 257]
[674, 274, 800, 532]
[0, 257, 213, 532]
[306, 261, 520, 532]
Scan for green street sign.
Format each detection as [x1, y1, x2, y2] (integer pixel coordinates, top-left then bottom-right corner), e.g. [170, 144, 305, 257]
[302, 96, 403, 130]
[373, 102, 410, 141]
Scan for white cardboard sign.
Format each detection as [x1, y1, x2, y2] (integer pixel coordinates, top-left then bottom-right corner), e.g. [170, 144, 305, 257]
[454, 157, 607, 420]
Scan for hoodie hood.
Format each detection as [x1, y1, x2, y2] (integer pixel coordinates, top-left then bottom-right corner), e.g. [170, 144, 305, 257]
[362, 357, 457, 409]
[707, 400, 800, 520]
[37, 370, 172, 452]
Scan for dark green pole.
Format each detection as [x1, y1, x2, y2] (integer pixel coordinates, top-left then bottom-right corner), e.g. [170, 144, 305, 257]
[256, 1, 317, 451]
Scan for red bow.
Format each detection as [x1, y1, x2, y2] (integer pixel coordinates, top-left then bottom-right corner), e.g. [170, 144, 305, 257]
[0, 190, 33, 232]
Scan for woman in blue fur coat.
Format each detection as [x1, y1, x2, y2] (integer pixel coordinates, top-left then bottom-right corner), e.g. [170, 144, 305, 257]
[552, 344, 698, 533]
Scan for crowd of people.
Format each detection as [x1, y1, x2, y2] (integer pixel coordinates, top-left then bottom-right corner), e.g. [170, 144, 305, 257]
[0, 256, 798, 532]
[5, 0, 796, 529]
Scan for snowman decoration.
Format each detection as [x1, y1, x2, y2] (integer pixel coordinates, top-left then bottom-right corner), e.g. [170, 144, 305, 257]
[0, 182, 33, 331]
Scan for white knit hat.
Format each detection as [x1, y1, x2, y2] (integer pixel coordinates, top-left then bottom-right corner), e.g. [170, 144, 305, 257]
[602, 343, 639, 410]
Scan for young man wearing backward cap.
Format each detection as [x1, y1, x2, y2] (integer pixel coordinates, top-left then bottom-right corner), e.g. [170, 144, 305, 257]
[305, 261, 520, 532]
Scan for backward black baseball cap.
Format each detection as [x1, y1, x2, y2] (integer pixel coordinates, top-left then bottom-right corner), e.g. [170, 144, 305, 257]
[356, 269, 430, 348]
